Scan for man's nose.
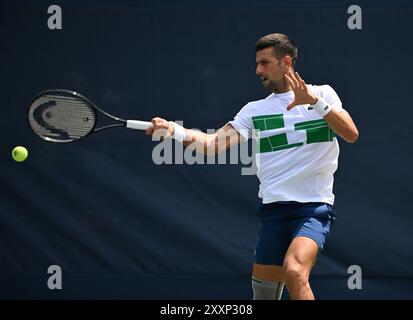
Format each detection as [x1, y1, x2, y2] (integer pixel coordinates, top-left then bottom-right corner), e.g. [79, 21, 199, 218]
[256, 65, 262, 76]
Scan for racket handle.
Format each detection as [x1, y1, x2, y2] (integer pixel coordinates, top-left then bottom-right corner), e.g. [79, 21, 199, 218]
[126, 120, 153, 130]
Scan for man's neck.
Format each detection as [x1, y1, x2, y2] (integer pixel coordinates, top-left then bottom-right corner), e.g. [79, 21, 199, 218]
[273, 79, 293, 94]
[273, 85, 292, 94]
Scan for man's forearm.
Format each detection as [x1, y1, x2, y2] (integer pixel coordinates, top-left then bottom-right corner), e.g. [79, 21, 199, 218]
[180, 124, 241, 155]
[182, 129, 216, 155]
[323, 108, 359, 143]
[148, 118, 240, 155]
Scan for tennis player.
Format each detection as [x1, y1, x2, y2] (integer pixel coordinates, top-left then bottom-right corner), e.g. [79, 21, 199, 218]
[146, 33, 358, 300]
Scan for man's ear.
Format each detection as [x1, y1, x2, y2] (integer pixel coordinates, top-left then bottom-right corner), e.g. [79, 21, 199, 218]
[282, 55, 293, 69]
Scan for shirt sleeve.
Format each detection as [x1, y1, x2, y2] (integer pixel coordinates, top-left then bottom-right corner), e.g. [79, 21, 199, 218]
[228, 103, 253, 141]
[319, 85, 346, 113]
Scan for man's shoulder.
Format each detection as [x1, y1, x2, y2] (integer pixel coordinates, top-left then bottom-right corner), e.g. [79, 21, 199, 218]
[245, 94, 275, 108]
[307, 84, 336, 95]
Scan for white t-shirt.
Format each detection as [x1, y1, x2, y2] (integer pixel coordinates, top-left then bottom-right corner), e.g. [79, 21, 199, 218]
[229, 84, 346, 205]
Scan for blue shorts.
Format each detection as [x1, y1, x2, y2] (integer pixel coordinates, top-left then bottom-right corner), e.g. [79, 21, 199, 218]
[254, 202, 336, 266]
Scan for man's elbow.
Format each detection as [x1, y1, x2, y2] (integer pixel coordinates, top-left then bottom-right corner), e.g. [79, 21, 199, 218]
[344, 129, 359, 143]
[204, 134, 220, 155]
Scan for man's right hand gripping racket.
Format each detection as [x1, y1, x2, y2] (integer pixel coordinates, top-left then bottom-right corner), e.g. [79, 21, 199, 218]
[28, 89, 153, 143]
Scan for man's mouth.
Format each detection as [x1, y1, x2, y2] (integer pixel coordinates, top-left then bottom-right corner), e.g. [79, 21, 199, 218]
[261, 77, 268, 83]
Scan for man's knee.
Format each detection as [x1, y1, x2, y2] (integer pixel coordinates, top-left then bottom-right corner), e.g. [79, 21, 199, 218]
[283, 259, 308, 285]
[252, 277, 285, 300]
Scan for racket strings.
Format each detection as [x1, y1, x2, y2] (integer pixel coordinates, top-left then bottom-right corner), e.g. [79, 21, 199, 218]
[28, 94, 96, 142]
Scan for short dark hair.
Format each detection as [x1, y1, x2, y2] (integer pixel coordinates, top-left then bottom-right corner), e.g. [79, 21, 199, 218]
[255, 33, 298, 66]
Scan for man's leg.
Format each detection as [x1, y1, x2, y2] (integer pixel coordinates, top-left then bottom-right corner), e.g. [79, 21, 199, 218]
[252, 263, 285, 300]
[282, 236, 318, 300]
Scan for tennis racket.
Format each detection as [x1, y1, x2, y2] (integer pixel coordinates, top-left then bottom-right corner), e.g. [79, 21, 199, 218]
[27, 89, 153, 143]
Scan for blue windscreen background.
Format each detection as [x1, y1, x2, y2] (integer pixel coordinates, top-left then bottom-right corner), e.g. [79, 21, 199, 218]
[0, 0, 412, 299]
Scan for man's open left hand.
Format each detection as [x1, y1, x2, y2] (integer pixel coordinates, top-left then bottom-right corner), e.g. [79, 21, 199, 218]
[284, 71, 318, 110]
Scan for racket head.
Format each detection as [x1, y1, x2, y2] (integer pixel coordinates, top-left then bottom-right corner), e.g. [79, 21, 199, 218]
[27, 89, 98, 143]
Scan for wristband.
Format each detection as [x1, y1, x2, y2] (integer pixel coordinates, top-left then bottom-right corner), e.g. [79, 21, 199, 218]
[311, 97, 332, 117]
[169, 121, 186, 142]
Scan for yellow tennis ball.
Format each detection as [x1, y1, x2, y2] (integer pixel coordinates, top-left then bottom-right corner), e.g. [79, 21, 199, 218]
[12, 146, 28, 162]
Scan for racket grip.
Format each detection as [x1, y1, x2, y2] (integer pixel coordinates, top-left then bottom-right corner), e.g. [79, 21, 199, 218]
[126, 120, 153, 130]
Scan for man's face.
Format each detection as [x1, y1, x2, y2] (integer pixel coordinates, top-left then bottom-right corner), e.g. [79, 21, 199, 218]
[255, 47, 287, 92]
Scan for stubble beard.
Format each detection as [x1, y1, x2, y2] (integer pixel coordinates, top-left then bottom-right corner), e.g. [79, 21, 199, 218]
[263, 79, 282, 93]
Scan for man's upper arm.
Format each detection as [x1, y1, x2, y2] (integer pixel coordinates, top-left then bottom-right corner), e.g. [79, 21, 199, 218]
[322, 85, 347, 113]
